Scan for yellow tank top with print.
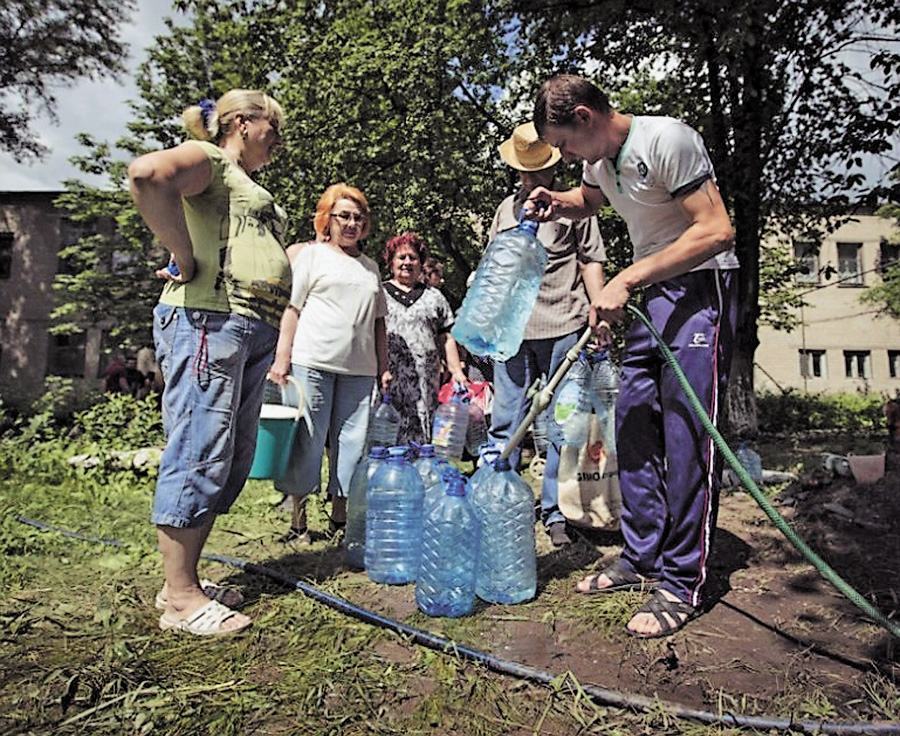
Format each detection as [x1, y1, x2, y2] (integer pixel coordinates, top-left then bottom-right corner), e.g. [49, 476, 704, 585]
[158, 140, 291, 329]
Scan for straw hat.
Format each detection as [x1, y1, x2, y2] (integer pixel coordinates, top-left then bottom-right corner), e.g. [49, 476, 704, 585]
[498, 121, 561, 171]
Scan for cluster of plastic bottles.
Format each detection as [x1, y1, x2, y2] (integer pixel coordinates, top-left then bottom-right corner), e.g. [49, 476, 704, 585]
[343, 441, 537, 617]
[431, 382, 488, 462]
[545, 348, 619, 455]
[452, 218, 548, 361]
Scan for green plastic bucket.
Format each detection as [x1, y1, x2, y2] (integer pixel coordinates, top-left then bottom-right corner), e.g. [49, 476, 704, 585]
[249, 378, 305, 480]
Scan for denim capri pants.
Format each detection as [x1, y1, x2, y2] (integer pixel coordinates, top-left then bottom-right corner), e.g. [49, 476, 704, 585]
[152, 304, 278, 528]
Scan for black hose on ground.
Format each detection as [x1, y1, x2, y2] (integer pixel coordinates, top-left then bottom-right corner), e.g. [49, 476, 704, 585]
[13, 516, 900, 735]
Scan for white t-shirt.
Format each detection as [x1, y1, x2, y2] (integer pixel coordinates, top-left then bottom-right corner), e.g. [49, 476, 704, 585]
[583, 116, 739, 271]
[289, 241, 387, 376]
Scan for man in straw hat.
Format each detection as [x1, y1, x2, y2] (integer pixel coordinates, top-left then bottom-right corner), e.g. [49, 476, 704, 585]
[525, 74, 738, 639]
[487, 121, 606, 547]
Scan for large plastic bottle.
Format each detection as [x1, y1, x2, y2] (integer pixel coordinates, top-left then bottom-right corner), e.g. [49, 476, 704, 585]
[414, 444, 447, 511]
[735, 442, 763, 484]
[549, 354, 592, 446]
[344, 445, 388, 569]
[451, 218, 548, 361]
[589, 351, 619, 456]
[465, 399, 489, 456]
[367, 392, 401, 449]
[365, 446, 425, 584]
[431, 390, 469, 462]
[416, 473, 479, 617]
[469, 457, 537, 604]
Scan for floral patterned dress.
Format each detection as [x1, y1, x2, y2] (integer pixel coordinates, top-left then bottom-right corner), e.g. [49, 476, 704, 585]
[383, 282, 454, 445]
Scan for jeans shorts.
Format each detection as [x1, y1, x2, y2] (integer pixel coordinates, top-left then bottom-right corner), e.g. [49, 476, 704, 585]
[152, 304, 278, 528]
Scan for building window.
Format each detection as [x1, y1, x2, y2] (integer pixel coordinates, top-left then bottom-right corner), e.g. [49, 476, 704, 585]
[889, 351, 900, 379]
[879, 241, 900, 275]
[799, 349, 827, 378]
[793, 242, 820, 284]
[0, 232, 13, 279]
[46, 333, 86, 378]
[843, 350, 870, 379]
[837, 242, 863, 286]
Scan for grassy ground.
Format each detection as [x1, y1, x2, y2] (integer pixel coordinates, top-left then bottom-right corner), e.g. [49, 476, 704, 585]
[0, 427, 896, 735]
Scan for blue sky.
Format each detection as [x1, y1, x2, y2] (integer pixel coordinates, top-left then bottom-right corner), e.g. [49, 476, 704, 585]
[0, 0, 176, 191]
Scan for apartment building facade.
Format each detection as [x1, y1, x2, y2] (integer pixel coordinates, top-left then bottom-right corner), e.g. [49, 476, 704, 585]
[754, 213, 900, 396]
[0, 191, 107, 406]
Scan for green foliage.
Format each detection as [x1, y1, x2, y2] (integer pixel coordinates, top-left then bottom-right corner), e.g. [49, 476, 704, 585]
[73, 392, 164, 448]
[757, 389, 887, 434]
[860, 202, 900, 318]
[0, 0, 135, 161]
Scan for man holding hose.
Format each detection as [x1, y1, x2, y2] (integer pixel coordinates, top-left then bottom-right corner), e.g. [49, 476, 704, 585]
[525, 74, 738, 638]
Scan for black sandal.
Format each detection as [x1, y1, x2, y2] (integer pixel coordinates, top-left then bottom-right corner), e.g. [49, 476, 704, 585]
[625, 589, 698, 639]
[576, 559, 660, 595]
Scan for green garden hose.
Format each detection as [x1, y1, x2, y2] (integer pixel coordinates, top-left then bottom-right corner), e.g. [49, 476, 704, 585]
[625, 303, 900, 640]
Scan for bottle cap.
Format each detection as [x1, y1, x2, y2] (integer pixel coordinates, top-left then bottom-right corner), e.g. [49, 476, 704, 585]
[445, 476, 466, 497]
[370, 446, 388, 458]
[492, 457, 512, 472]
[418, 444, 436, 457]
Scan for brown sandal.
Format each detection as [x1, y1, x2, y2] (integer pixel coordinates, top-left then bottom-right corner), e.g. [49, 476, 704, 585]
[576, 559, 659, 595]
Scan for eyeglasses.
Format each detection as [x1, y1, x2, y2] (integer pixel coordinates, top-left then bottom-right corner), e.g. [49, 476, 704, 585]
[331, 212, 367, 225]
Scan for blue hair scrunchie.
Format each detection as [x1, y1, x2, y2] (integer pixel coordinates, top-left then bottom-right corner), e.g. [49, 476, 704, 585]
[198, 98, 216, 128]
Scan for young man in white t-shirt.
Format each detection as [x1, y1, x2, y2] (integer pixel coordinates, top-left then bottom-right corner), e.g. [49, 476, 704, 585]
[525, 74, 738, 639]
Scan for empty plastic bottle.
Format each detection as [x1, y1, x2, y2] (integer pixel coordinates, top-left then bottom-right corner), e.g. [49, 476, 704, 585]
[589, 351, 619, 456]
[365, 446, 425, 584]
[549, 354, 592, 446]
[368, 392, 401, 449]
[451, 218, 548, 361]
[344, 445, 388, 569]
[416, 473, 480, 617]
[469, 457, 537, 604]
[465, 399, 489, 456]
[431, 387, 469, 462]
[735, 442, 764, 484]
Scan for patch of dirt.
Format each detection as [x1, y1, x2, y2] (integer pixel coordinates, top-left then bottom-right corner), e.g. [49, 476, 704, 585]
[332, 455, 900, 721]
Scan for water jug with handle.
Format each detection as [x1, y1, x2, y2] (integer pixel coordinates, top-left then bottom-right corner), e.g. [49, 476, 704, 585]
[368, 391, 401, 449]
[416, 472, 479, 617]
[344, 445, 388, 569]
[451, 217, 548, 361]
[365, 446, 425, 584]
[469, 456, 537, 604]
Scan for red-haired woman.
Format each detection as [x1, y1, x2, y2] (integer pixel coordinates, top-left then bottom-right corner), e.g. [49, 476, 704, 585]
[268, 183, 390, 539]
[382, 232, 466, 445]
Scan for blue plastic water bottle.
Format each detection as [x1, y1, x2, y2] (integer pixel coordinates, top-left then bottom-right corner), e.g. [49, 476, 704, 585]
[431, 386, 469, 462]
[344, 445, 388, 569]
[416, 473, 479, 617]
[735, 442, 763, 483]
[469, 457, 537, 604]
[451, 218, 548, 360]
[368, 392, 401, 449]
[414, 444, 447, 511]
[589, 350, 619, 456]
[549, 354, 592, 446]
[365, 446, 425, 584]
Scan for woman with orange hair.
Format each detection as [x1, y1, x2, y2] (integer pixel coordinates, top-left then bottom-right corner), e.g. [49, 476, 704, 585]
[268, 183, 390, 540]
